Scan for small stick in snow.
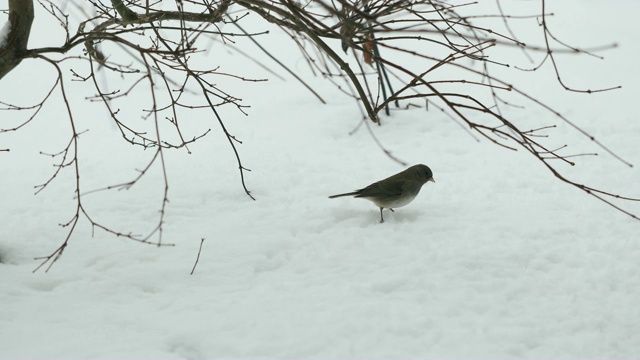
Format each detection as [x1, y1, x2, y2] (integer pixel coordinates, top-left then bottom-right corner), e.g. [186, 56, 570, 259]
[190, 238, 205, 275]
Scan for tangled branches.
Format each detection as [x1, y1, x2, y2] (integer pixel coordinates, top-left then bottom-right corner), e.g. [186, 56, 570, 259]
[0, 0, 637, 270]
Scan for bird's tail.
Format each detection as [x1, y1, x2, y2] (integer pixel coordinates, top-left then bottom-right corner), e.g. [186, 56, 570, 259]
[328, 191, 359, 199]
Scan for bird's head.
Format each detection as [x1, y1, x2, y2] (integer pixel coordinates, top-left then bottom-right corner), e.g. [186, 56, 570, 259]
[412, 164, 435, 184]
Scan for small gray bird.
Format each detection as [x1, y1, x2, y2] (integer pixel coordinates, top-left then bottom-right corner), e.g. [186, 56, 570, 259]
[329, 164, 435, 223]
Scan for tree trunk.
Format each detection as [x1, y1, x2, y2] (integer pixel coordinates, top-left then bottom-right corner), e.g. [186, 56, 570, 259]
[0, 0, 34, 81]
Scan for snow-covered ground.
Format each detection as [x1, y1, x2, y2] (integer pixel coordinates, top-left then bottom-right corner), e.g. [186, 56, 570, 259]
[1, 1, 639, 359]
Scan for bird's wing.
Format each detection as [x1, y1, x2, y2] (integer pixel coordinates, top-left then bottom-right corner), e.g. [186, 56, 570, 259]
[355, 179, 406, 198]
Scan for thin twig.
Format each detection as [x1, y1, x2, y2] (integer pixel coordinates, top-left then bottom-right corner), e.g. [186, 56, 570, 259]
[190, 238, 205, 275]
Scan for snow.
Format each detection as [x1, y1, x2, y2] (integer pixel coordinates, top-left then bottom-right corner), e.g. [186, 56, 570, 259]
[1, 1, 640, 359]
[0, 18, 9, 48]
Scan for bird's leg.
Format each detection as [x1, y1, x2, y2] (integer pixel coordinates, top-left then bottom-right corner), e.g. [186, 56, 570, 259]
[389, 208, 395, 212]
[379, 207, 384, 223]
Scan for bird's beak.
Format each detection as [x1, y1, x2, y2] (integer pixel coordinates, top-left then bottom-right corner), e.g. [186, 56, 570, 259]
[429, 177, 435, 183]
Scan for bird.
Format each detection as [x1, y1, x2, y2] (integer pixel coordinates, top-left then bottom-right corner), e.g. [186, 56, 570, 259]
[328, 164, 435, 223]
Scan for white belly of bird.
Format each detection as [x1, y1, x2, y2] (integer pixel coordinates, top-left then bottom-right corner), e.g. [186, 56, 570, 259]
[369, 193, 418, 209]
